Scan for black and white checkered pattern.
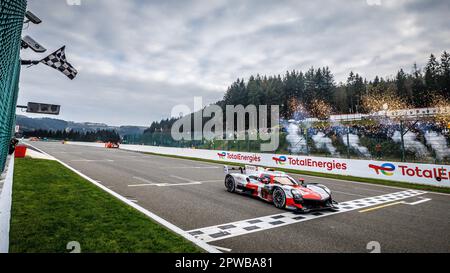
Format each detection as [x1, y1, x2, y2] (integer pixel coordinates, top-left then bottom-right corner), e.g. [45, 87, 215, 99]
[40, 46, 78, 80]
[187, 190, 427, 242]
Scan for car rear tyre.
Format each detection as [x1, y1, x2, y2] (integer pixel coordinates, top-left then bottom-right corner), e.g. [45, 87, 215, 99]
[273, 187, 286, 209]
[225, 176, 236, 193]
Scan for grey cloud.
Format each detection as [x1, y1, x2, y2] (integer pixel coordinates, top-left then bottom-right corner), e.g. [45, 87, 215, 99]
[17, 0, 450, 126]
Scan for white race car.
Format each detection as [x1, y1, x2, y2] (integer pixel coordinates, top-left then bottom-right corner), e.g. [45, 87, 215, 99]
[224, 165, 339, 212]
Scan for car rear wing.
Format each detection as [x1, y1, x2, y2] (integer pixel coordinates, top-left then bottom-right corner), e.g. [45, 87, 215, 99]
[223, 165, 265, 175]
[223, 165, 245, 174]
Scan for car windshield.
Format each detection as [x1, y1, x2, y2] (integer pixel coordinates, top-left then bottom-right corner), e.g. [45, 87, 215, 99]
[273, 176, 297, 186]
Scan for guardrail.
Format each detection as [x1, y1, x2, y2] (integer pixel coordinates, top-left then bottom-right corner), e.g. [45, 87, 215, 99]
[0, 156, 15, 253]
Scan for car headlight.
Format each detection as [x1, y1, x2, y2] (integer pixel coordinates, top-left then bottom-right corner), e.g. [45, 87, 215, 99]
[291, 189, 302, 199]
[321, 186, 331, 195]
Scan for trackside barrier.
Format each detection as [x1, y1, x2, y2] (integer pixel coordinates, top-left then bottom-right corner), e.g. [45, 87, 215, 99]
[65, 142, 450, 188]
[64, 142, 105, 148]
[0, 156, 15, 253]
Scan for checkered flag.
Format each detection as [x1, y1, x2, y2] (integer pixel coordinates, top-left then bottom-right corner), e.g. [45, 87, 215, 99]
[40, 46, 78, 80]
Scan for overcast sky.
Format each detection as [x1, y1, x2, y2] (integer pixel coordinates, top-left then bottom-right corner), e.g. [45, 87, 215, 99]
[17, 0, 450, 126]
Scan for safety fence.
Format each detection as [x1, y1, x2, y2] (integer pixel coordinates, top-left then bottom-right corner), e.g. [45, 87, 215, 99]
[0, 0, 27, 171]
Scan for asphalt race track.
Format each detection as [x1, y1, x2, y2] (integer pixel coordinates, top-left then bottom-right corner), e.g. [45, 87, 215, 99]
[28, 142, 450, 253]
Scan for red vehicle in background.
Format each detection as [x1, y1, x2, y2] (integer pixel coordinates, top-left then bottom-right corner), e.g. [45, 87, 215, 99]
[105, 142, 120, 149]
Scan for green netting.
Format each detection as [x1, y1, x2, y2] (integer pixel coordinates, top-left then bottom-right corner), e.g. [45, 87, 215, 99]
[0, 0, 27, 171]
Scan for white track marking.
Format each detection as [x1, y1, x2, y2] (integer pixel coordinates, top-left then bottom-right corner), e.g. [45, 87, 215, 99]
[209, 245, 232, 252]
[187, 190, 427, 242]
[332, 190, 369, 198]
[129, 176, 166, 187]
[170, 175, 195, 182]
[26, 143, 220, 253]
[52, 152, 84, 154]
[170, 175, 222, 184]
[162, 182, 202, 186]
[161, 166, 219, 169]
[128, 183, 168, 187]
[332, 185, 389, 194]
[401, 198, 432, 206]
[128, 180, 222, 187]
[71, 159, 114, 162]
[160, 181, 222, 186]
[132, 176, 155, 184]
[359, 202, 403, 213]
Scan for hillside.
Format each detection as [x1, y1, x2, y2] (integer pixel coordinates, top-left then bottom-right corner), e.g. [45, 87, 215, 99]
[16, 115, 147, 136]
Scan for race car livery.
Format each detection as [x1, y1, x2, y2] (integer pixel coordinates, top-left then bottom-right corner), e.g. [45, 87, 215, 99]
[224, 165, 339, 212]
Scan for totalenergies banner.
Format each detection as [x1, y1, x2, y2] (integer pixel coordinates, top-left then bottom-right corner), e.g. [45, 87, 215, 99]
[67, 142, 450, 188]
[269, 154, 450, 187]
[212, 151, 450, 187]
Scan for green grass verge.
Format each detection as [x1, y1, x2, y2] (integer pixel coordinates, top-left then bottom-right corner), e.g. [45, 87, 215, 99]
[10, 158, 203, 253]
[142, 152, 450, 194]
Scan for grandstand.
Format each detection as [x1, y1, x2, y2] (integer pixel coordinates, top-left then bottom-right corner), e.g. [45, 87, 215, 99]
[330, 106, 450, 122]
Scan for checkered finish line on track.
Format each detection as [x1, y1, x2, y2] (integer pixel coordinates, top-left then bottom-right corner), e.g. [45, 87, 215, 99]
[187, 190, 427, 242]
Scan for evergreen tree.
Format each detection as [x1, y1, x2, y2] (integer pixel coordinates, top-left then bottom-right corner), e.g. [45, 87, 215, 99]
[282, 71, 298, 116]
[304, 67, 316, 105]
[396, 68, 408, 100]
[346, 71, 356, 112]
[346, 72, 365, 113]
[322, 67, 335, 104]
[373, 76, 380, 87]
[424, 54, 440, 92]
[439, 51, 450, 96]
[247, 75, 263, 107]
[411, 63, 427, 107]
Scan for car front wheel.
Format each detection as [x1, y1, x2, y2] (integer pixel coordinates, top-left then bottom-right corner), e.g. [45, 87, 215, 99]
[225, 176, 236, 193]
[272, 187, 286, 209]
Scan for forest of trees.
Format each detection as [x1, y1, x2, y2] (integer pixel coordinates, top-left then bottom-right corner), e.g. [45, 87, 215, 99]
[146, 51, 450, 132]
[145, 118, 178, 134]
[23, 129, 121, 142]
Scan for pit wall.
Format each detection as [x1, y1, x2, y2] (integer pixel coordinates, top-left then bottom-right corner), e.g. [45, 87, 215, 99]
[66, 142, 450, 188]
